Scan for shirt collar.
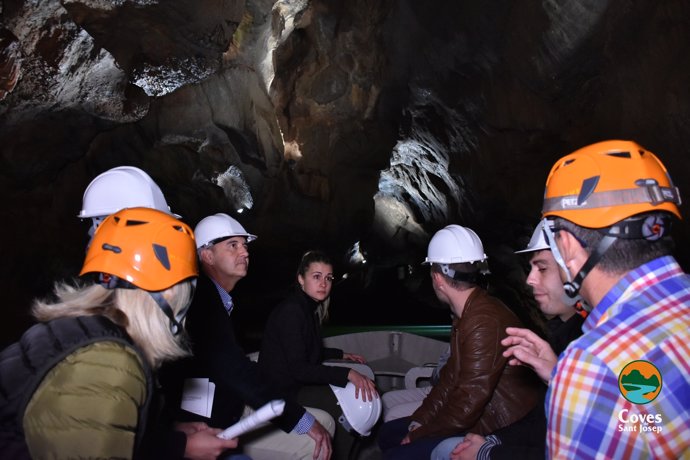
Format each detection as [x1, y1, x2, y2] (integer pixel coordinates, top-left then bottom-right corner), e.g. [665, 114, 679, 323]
[583, 255, 681, 332]
[211, 277, 234, 315]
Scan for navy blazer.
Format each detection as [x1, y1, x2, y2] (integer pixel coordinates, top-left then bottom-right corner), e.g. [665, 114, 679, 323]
[166, 273, 306, 432]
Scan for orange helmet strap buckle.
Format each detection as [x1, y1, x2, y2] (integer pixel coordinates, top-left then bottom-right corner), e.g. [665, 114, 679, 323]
[574, 301, 590, 318]
[604, 214, 672, 241]
[97, 273, 136, 290]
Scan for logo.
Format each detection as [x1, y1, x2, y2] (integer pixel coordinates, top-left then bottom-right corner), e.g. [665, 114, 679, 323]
[618, 360, 662, 404]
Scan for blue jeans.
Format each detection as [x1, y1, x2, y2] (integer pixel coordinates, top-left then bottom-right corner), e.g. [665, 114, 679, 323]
[430, 436, 465, 460]
[377, 417, 448, 460]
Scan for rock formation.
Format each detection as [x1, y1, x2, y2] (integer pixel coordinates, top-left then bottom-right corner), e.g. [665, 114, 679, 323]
[2, 0, 690, 346]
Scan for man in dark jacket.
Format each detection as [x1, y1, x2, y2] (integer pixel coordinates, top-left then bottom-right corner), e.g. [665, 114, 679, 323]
[164, 213, 334, 459]
[377, 225, 540, 460]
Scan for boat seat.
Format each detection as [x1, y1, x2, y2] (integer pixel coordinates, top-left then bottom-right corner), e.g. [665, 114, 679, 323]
[324, 331, 448, 392]
[246, 351, 376, 381]
[324, 360, 376, 380]
[404, 365, 436, 389]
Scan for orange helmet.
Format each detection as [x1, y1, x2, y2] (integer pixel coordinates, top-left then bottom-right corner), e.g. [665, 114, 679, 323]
[80, 207, 198, 291]
[542, 140, 682, 228]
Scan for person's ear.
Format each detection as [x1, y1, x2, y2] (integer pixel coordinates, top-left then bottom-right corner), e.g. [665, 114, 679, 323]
[200, 247, 214, 265]
[557, 231, 588, 276]
[298, 274, 305, 289]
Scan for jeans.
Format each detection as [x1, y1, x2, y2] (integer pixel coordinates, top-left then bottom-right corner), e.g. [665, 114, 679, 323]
[430, 436, 465, 460]
[377, 417, 447, 460]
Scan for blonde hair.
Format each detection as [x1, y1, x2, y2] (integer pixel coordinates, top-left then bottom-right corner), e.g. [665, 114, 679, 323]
[316, 296, 330, 324]
[32, 280, 194, 368]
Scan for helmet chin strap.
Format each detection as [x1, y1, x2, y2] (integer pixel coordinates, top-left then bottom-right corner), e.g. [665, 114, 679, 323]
[543, 213, 669, 302]
[541, 218, 615, 310]
[97, 273, 189, 336]
[149, 291, 185, 336]
[542, 218, 573, 284]
[562, 234, 617, 299]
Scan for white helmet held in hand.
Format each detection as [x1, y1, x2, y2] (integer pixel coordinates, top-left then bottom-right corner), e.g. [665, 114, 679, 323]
[329, 383, 382, 437]
[79, 166, 175, 219]
[194, 213, 257, 249]
[514, 221, 550, 254]
[423, 225, 487, 265]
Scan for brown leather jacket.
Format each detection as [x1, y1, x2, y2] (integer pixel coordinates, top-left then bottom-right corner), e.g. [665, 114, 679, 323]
[409, 288, 540, 441]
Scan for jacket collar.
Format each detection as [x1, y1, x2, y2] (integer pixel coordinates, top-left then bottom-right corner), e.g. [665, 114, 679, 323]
[294, 286, 321, 313]
[460, 286, 487, 317]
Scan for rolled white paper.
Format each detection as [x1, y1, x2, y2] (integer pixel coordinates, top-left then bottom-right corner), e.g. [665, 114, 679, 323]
[217, 399, 286, 440]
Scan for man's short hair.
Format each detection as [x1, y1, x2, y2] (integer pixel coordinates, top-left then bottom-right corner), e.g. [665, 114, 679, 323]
[553, 213, 675, 275]
[431, 262, 484, 290]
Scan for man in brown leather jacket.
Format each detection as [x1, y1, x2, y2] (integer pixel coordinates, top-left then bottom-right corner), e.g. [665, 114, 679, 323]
[377, 225, 540, 460]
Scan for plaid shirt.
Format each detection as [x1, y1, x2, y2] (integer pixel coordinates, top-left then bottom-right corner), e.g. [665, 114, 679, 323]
[546, 256, 690, 459]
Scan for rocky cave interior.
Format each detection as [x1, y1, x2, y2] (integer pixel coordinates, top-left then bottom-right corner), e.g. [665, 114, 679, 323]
[2, 0, 690, 350]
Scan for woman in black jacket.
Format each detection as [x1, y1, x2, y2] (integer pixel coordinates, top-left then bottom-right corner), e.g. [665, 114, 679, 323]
[259, 250, 377, 459]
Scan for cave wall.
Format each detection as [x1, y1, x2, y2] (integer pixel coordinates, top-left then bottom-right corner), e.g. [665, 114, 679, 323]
[2, 0, 690, 346]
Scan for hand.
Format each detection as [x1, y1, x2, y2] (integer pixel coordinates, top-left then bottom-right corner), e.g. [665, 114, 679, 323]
[175, 421, 209, 435]
[343, 352, 366, 363]
[502, 327, 557, 383]
[451, 433, 485, 460]
[177, 422, 239, 460]
[401, 422, 419, 445]
[347, 369, 378, 402]
[307, 420, 332, 460]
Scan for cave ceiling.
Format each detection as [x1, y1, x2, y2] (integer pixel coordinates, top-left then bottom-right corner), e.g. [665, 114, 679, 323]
[2, 0, 690, 345]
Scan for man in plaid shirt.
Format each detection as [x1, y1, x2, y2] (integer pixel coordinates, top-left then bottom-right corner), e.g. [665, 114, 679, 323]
[505, 140, 690, 459]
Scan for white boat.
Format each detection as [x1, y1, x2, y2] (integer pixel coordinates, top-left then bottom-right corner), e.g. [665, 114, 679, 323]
[323, 329, 449, 392]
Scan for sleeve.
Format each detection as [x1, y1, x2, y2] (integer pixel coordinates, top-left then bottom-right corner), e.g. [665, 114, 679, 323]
[322, 347, 344, 361]
[138, 380, 189, 460]
[546, 347, 622, 459]
[486, 391, 547, 460]
[23, 342, 147, 460]
[410, 313, 507, 440]
[268, 303, 349, 386]
[163, 430, 188, 460]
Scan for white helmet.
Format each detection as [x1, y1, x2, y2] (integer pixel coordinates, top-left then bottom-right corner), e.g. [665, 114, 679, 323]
[515, 221, 550, 254]
[194, 213, 257, 249]
[329, 383, 382, 436]
[423, 225, 487, 265]
[79, 166, 176, 219]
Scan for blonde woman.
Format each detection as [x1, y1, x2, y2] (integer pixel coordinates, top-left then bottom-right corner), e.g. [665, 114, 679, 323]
[259, 250, 378, 459]
[0, 208, 238, 459]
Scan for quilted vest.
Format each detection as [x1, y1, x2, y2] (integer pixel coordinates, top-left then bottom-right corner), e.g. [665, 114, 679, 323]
[0, 315, 153, 459]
